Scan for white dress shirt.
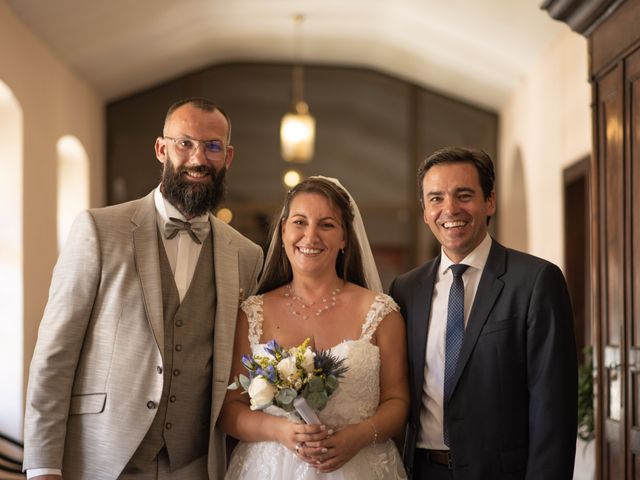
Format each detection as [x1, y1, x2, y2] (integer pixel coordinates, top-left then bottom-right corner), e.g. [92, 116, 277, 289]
[27, 187, 209, 478]
[154, 187, 210, 301]
[417, 233, 492, 450]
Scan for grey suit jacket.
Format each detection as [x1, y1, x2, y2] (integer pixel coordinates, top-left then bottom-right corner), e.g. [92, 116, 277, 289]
[23, 191, 263, 479]
[390, 239, 577, 480]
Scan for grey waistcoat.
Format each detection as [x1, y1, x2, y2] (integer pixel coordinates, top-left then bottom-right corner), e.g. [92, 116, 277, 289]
[127, 230, 216, 470]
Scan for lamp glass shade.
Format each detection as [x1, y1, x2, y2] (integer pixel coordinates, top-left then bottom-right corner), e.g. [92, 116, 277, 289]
[280, 111, 315, 163]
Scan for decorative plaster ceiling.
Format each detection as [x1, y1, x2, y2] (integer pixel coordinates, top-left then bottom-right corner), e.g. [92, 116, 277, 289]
[6, 0, 570, 110]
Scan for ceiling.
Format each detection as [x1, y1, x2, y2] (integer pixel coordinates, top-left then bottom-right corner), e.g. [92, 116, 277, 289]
[6, 0, 569, 110]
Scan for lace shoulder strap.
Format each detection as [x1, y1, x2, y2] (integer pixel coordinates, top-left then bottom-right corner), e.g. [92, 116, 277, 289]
[240, 294, 264, 346]
[360, 293, 400, 341]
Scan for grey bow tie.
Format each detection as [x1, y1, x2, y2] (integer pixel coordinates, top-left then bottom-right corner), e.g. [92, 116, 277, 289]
[164, 217, 209, 244]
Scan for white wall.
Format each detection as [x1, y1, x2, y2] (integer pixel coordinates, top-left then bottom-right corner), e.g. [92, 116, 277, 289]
[0, 1, 105, 439]
[498, 27, 593, 480]
[498, 28, 591, 269]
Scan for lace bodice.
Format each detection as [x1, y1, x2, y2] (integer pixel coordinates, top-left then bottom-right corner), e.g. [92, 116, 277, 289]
[227, 293, 407, 479]
[240, 293, 399, 427]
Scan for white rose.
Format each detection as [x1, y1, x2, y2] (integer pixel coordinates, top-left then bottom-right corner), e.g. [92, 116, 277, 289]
[301, 348, 315, 373]
[247, 377, 276, 410]
[276, 356, 298, 380]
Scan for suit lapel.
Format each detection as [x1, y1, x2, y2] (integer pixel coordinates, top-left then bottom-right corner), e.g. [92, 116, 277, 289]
[409, 259, 439, 407]
[132, 192, 165, 356]
[451, 240, 506, 392]
[211, 218, 239, 384]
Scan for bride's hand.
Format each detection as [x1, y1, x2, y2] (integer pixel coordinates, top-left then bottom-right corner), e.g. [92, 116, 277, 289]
[275, 421, 332, 464]
[302, 423, 369, 473]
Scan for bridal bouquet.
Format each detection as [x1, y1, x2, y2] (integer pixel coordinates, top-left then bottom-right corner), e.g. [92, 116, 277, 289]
[228, 338, 347, 419]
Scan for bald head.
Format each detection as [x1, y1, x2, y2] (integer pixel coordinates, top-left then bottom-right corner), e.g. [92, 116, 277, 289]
[164, 97, 232, 142]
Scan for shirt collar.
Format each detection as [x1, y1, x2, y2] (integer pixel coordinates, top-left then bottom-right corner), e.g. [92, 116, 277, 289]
[438, 233, 493, 277]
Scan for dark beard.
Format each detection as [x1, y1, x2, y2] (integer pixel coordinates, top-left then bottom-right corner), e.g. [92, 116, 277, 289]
[161, 161, 226, 218]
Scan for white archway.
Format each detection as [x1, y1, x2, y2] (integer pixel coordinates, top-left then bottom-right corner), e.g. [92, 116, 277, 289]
[57, 135, 89, 251]
[0, 81, 23, 439]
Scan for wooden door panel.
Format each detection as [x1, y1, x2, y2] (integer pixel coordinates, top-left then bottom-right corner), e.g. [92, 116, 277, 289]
[598, 62, 625, 478]
[586, 2, 640, 477]
[626, 46, 640, 477]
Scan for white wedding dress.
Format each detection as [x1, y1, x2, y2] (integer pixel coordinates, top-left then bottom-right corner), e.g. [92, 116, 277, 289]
[225, 293, 407, 480]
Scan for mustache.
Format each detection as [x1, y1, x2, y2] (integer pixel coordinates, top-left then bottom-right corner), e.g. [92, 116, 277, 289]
[179, 164, 214, 175]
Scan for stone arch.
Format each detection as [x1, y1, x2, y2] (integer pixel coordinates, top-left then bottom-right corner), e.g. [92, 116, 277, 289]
[57, 135, 89, 251]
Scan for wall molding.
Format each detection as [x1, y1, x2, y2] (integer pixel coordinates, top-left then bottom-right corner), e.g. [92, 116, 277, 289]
[541, 0, 626, 36]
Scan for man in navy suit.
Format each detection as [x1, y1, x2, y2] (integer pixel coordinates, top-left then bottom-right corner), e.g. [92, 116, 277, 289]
[390, 147, 577, 479]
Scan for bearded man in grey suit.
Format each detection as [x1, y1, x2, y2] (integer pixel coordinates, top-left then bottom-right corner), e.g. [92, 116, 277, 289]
[390, 147, 577, 479]
[23, 98, 263, 480]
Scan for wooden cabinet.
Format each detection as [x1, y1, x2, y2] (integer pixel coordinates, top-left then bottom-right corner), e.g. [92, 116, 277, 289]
[592, 9, 640, 478]
[592, 3, 640, 479]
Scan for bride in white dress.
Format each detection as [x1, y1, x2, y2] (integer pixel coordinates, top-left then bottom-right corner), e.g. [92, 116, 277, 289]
[219, 176, 409, 479]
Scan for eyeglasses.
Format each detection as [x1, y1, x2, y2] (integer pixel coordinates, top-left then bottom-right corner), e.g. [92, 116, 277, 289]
[164, 136, 227, 160]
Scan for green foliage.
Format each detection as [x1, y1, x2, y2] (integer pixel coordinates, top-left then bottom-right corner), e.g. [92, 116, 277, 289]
[306, 391, 329, 410]
[577, 346, 595, 442]
[306, 377, 325, 393]
[275, 387, 297, 411]
[227, 374, 251, 391]
[325, 375, 339, 395]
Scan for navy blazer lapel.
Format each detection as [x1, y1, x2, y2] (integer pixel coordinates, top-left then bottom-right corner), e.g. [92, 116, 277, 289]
[451, 240, 506, 392]
[409, 258, 439, 407]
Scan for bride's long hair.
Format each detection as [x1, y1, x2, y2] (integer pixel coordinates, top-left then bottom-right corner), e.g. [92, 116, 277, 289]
[257, 177, 367, 295]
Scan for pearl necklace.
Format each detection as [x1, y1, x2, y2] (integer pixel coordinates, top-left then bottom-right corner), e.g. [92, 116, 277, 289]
[284, 282, 342, 320]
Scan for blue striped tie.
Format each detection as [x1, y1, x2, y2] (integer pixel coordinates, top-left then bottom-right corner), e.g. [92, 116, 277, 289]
[443, 263, 469, 447]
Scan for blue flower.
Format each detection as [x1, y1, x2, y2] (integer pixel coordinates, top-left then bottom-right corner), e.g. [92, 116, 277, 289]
[264, 365, 277, 383]
[256, 366, 277, 384]
[264, 339, 282, 358]
[242, 354, 256, 371]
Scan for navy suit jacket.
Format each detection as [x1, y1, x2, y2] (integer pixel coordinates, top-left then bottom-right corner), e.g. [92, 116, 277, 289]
[389, 239, 577, 480]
